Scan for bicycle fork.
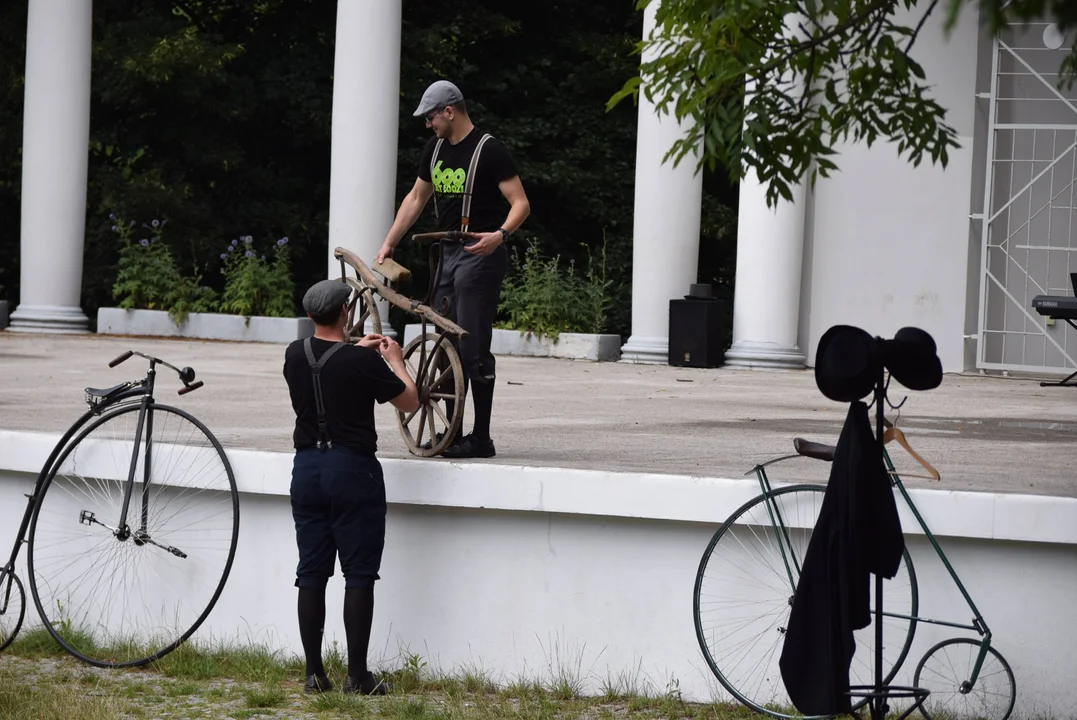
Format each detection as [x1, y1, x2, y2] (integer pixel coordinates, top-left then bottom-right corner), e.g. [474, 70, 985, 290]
[114, 390, 152, 542]
[753, 466, 806, 595]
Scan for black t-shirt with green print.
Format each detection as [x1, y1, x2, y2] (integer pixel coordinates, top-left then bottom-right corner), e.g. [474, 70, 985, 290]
[417, 127, 519, 233]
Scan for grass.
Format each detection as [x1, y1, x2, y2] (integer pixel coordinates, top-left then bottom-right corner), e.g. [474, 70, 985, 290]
[0, 630, 768, 720]
[4, 630, 972, 720]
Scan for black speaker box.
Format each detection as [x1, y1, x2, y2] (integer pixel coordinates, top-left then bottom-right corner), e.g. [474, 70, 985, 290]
[669, 298, 726, 368]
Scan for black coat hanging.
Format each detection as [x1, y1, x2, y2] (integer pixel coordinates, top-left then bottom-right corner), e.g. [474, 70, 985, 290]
[778, 324, 942, 717]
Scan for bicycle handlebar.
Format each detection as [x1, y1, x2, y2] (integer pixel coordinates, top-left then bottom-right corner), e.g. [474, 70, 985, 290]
[108, 350, 202, 396]
[109, 350, 133, 368]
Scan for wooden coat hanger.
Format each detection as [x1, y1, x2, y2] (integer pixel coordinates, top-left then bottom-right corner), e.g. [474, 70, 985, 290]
[883, 425, 941, 481]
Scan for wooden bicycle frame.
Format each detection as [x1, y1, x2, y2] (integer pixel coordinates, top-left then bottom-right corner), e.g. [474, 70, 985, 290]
[334, 245, 469, 416]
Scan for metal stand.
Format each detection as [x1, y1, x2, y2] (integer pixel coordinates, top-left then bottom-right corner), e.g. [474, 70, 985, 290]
[1040, 318, 1077, 387]
[847, 368, 930, 720]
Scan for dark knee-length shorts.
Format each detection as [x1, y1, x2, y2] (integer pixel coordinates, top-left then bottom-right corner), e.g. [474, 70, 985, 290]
[290, 446, 386, 589]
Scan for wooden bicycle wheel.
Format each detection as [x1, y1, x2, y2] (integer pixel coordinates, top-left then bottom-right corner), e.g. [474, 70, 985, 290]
[396, 333, 465, 457]
[343, 279, 381, 340]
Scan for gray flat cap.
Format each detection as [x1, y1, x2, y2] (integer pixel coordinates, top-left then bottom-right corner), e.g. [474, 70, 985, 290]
[413, 80, 464, 117]
[303, 279, 351, 316]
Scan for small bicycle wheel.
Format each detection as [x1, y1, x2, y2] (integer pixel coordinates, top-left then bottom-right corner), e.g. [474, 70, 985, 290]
[344, 280, 382, 340]
[0, 568, 26, 654]
[27, 403, 239, 668]
[693, 484, 918, 719]
[914, 638, 1016, 720]
[396, 333, 465, 457]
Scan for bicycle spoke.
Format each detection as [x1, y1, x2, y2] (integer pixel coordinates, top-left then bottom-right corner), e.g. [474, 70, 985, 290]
[28, 404, 238, 668]
[693, 485, 917, 718]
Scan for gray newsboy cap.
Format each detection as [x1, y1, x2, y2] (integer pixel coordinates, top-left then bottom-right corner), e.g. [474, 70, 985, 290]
[413, 80, 465, 117]
[302, 279, 351, 316]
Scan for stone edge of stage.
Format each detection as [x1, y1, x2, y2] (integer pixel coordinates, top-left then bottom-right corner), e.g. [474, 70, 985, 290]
[2, 429, 1074, 548]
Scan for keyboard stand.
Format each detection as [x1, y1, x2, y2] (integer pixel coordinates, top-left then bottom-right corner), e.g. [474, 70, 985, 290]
[1040, 317, 1077, 387]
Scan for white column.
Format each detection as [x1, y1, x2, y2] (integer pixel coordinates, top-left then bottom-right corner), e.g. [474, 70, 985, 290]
[723, 17, 810, 371]
[620, 1, 703, 364]
[723, 170, 808, 369]
[327, 0, 402, 337]
[9, 0, 93, 334]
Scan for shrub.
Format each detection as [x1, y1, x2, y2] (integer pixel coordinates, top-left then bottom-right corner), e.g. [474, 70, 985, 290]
[497, 236, 611, 340]
[217, 235, 294, 319]
[110, 215, 217, 323]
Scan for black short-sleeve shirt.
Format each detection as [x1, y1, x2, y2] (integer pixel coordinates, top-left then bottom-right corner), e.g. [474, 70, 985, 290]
[283, 337, 407, 454]
[418, 127, 518, 232]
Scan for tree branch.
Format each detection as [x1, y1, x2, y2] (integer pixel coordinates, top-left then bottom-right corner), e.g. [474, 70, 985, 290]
[750, 0, 899, 84]
[905, 0, 941, 54]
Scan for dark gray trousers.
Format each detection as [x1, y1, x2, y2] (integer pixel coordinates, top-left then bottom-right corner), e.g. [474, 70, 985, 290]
[432, 242, 508, 441]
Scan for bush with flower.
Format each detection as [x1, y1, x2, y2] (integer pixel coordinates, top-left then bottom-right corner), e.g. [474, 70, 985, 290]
[217, 235, 294, 319]
[109, 212, 295, 323]
[110, 214, 217, 323]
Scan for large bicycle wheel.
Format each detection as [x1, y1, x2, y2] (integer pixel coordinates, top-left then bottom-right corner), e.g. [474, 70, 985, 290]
[27, 403, 239, 668]
[396, 333, 465, 457]
[694, 484, 918, 719]
[0, 568, 26, 653]
[344, 280, 382, 340]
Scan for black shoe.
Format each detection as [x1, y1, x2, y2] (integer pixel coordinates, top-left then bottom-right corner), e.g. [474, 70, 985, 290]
[344, 671, 390, 695]
[441, 435, 496, 459]
[419, 431, 445, 451]
[304, 673, 332, 693]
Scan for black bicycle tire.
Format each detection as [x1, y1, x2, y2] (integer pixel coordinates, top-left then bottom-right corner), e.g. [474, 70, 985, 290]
[913, 638, 1016, 720]
[26, 402, 240, 668]
[0, 569, 26, 654]
[693, 483, 919, 719]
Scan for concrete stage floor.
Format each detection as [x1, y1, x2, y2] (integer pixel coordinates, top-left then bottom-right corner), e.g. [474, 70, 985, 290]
[1, 332, 1075, 498]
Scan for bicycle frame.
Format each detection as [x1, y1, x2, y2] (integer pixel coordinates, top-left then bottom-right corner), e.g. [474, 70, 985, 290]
[1, 387, 151, 581]
[882, 450, 995, 688]
[745, 442, 995, 691]
[2, 352, 196, 589]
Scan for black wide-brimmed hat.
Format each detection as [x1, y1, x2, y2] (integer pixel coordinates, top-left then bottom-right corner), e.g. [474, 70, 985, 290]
[814, 324, 942, 403]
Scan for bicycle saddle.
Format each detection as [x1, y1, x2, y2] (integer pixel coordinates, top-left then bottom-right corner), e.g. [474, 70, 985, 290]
[793, 437, 836, 462]
[85, 382, 128, 399]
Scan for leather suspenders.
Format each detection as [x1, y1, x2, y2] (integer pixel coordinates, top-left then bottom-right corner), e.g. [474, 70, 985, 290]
[303, 337, 347, 450]
[429, 133, 493, 231]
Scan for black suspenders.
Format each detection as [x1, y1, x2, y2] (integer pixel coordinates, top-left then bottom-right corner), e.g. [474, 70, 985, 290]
[430, 133, 493, 231]
[303, 337, 347, 450]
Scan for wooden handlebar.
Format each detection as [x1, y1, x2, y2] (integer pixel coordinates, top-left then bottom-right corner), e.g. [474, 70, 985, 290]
[411, 231, 480, 242]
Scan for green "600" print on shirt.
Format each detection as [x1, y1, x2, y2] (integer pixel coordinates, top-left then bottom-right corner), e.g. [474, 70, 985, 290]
[432, 160, 466, 195]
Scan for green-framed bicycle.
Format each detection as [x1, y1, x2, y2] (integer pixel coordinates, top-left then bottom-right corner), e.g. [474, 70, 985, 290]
[693, 416, 1017, 720]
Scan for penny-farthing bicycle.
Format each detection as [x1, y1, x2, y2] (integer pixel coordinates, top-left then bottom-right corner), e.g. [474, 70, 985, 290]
[0, 351, 239, 668]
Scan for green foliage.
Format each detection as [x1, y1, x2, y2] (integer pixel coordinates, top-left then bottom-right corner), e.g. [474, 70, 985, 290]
[0, 0, 739, 338]
[388, 0, 736, 339]
[609, 0, 1077, 208]
[110, 214, 217, 324]
[497, 238, 611, 340]
[217, 235, 295, 319]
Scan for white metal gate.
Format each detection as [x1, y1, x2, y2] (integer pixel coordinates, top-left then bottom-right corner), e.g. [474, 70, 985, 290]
[977, 20, 1077, 375]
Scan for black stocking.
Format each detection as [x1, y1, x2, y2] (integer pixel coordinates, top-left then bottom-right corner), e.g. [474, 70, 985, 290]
[344, 586, 375, 680]
[297, 587, 326, 677]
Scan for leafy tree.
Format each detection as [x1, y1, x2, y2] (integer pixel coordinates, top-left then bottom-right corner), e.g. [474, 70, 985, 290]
[609, 0, 1077, 207]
